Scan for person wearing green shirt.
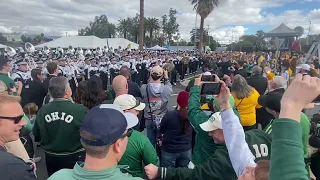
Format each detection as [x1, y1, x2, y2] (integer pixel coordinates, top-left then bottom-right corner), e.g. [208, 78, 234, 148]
[259, 92, 311, 176]
[188, 77, 239, 166]
[114, 94, 159, 178]
[0, 57, 22, 96]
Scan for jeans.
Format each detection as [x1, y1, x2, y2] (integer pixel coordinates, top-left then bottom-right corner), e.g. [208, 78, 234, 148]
[145, 120, 158, 147]
[161, 150, 192, 168]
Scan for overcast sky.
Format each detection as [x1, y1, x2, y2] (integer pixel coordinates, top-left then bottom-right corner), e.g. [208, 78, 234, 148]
[0, 0, 319, 44]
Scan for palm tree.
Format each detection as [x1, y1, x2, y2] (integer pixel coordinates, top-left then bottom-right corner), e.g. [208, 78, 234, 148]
[145, 18, 160, 46]
[117, 19, 130, 39]
[139, 0, 144, 50]
[294, 26, 304, 39]
[190, 0, 219, 53]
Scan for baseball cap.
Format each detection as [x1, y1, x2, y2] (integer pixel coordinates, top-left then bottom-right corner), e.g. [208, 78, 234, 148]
[200, 112, 222, 132]
[258, 92, 282, 112]
[296, 64, 310, 71]
[151, 65, 163, 76]
[80, 104, 139, 146]
[113, 94, 145, 111]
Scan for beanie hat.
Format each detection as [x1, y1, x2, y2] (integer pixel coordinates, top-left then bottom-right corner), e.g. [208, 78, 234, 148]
[177, 91, 189, 108]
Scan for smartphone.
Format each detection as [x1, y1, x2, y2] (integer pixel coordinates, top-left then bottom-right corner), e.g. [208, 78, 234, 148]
[201, 75, 216, 82]
[200, 82, 222, 95]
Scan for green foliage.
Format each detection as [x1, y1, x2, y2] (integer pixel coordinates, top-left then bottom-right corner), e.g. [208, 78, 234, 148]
[162, 8, 180, 43]
[78, 15, 116, 38]
[20, 33, 52, 44]
[294, 26, 304, 38]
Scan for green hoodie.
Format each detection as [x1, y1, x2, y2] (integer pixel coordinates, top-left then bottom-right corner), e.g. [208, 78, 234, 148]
[188, 86, 239, 165]
[48, 162, 143, 180]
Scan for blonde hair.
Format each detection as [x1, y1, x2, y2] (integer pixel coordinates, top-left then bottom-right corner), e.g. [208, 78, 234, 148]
[0, 95, 21, 105]
[231, 75, 253, 99]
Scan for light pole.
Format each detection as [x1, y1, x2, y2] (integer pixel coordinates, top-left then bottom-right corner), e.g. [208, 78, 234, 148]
[307, 21, 311, 45]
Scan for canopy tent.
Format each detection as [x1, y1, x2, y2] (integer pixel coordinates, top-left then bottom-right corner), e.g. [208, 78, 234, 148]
[0, 44, 7, 48]
[103, 38, 139, 49]
[35, 36, 106, 49]
[265, 23, 298, 37]
[147, 45, 168, 51]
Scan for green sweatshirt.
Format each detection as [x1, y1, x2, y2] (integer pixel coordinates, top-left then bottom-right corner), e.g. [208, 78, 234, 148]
[188, 86, 239, 165]
[264, 112, 310, 175]
[0, 72, 14, 89]
[270, 119, 309, 180]
[118, 130, 160, 178]
[157, 129, 272, 180]
[33, 99, 89, 155]
[48, 162, 143, 180]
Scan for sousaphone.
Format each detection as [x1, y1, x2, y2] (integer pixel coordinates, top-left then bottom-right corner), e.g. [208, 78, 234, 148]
[4, 46, 16, 57]
[181, 56, 190, 65]
[163, 63, 174, 72]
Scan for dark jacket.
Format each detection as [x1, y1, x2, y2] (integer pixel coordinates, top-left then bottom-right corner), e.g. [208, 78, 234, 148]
[29, 80, 46, 108]
[234, 68, 247, 78]
[160, 110, 192, 153]
[43, 74, 57, 94]
[246, 74, 268, 95]
[108, 80, 142, 100]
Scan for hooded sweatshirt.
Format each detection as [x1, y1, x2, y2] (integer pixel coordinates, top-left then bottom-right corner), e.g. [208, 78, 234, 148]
[140, 82, 172, 125]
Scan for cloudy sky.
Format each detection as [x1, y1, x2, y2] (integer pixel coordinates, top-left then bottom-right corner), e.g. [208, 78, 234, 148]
[0, 0, 319, 44]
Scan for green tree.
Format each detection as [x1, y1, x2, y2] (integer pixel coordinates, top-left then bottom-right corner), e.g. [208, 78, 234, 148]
[20, 35, 32, 43]
[179, 39, 188, 46]
[0, 33, 8, 42]
[190, 28, 208, 43]
[190, 0, 219, 53]
[255, 30, 265, 50]
[162, 8, 180, 45]
[117, 18, 131, 39]
[145, 18, 160, 46]
[294, 26, 304, 39]
[78, 15, 116, 38]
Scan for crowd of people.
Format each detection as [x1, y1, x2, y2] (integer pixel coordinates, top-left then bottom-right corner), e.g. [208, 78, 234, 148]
[0, 47, 319, 180]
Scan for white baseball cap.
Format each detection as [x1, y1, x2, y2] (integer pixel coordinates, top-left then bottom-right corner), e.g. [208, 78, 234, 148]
[200, 112, 222, 131]
[296, 64, 310, 71]
[113, 94, 145, 111]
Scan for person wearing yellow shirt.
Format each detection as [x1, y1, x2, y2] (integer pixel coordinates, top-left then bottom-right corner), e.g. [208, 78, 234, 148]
[231, 75, 261, 131]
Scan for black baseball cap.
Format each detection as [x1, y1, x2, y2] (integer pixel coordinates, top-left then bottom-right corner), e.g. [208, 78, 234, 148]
[258, 92, 283, 112]
[80, 104, 139, 146]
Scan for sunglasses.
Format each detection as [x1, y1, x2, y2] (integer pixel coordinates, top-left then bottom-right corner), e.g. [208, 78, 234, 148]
[119, 128, 133, 139]
[0, 114, 24, 124]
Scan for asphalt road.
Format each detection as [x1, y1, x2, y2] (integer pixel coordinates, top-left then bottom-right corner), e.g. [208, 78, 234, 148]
[34, 75, 194, 180]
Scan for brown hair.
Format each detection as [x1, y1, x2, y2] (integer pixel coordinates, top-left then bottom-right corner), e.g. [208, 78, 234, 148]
[31, 68, 42, 81]
[46, 62, 58, 74]
[179, 108, 189, 133]
[23, 103, 38, 115]
[254, 160, 270, 180]
[80, 130, 110, 158]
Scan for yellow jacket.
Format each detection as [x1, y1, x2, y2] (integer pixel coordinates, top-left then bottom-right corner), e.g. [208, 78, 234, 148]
[232, 89, 261, 126]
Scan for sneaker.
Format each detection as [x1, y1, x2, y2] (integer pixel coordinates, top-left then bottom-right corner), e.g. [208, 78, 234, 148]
[33, 157, 42, 163]
[173, 83, 176, 86]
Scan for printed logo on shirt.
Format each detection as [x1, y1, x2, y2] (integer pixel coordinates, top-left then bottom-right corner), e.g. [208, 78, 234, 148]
[45, 112, 74, 123]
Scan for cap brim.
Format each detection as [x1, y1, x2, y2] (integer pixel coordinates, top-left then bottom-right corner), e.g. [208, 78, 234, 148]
[200, 121, 219, 132]
[134, 103, 145, 111]
[123, 112, 139, 129]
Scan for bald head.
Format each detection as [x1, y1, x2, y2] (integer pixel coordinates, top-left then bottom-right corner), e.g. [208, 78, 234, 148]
[112, 75, 128, 96]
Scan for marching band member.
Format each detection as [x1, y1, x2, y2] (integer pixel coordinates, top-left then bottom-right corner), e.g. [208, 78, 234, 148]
[108, 57, 120, 84]
[11, 58, 32, 106]
[99, 56, 109, 89]
[86, 57, 100, 80]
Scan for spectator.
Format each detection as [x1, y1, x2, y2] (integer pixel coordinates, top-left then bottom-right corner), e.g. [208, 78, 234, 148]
[48, 104, 142, 180]
[42, 62, 59, 94]
[114, 94, 159, 178]
[103, 75, 128, 104]
[120, 66, 142, 98]
[33, 76, 89, 176]
[140, 65, 172, 147]
[0, 95, 36, 179]
[160, 91, 192, 168]
[144, 105, 271, 180]
[234, 60, 247, 78]
[81, 75, 108, 109]
[258, 92, 311, 176]
[231, 75, 261, 131]
[29, 68, 46, 108]
[0, 57, 22, 96]
[268, 76, 286, 93]
[73, 80, 87, 104]
[246, 66, 268, 95]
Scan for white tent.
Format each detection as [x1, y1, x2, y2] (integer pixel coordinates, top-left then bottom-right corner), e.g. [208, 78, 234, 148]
[147, 45, 168, 51]
[104, 38, 139, 49]
[35, 36, 107, 49]
[0, 44, 7, 48]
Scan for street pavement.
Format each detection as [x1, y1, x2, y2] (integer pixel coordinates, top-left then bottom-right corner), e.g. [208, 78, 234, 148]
[35, 75, 194, 180]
